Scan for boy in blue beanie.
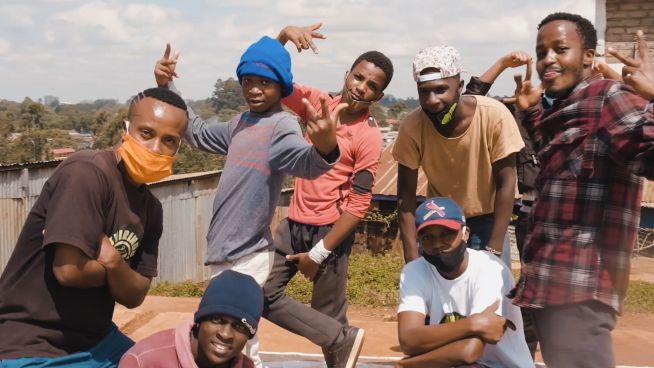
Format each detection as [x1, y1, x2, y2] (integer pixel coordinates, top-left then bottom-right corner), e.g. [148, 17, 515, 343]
[120, 270, 262, 368]
[154, 36, 345, 367]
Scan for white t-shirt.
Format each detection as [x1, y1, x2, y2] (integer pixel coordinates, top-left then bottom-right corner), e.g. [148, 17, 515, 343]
[398, 249, 534, 368]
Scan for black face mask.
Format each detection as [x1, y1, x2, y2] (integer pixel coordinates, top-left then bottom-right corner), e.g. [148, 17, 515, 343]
[423, 241, 467, 274]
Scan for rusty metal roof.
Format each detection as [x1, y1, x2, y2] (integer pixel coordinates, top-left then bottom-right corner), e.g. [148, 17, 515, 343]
[372, 142, 428, 197]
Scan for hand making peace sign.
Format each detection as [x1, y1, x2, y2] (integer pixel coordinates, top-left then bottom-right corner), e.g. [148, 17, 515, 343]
[608, 30, 654, 101]
[154, 43, 180, 88]
[303, 96, 348, 156]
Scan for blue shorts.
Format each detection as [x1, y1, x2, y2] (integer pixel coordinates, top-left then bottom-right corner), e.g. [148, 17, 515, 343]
[0, 324, 134, 368]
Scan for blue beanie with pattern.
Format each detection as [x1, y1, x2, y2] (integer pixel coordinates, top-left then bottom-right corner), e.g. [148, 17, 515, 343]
[236, 36, 294, 97]
[194, 270, 263, 338]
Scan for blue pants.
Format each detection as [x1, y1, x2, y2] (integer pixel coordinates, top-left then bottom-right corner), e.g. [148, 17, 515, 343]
[0, 324, 134, 368]
[466, 213, 511, 266]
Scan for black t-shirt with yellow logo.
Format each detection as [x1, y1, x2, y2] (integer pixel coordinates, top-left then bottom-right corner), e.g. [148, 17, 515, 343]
[0, 149, 162, 359]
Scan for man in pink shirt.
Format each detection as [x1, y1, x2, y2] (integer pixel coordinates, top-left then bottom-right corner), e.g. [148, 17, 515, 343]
[262, 24, 394, 368]
[119, 270, 261, 368]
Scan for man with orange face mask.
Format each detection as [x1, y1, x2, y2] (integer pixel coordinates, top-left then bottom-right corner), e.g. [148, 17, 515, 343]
[0, 87, 188, 368]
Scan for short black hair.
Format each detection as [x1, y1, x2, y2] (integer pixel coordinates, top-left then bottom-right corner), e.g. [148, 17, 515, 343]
[128, 87, 187, 119]
[538, 12, 597, 50]
[350, 51, 394, 91]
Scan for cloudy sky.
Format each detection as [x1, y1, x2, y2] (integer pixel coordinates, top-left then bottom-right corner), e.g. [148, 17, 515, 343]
[0, 0, 595, 103]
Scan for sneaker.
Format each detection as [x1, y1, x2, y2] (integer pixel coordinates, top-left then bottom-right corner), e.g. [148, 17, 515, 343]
[324, 327, 365, 368]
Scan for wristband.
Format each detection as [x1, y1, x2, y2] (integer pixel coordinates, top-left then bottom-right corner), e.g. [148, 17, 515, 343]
[485, 246, 502, 257]
[308, 239, 332, 264]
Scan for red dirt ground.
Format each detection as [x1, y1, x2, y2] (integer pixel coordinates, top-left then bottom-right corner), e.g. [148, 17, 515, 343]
[112, 257, 654, 366]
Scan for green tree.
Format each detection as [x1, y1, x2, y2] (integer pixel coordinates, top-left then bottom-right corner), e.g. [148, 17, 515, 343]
[211, 78, 246, 113]
[388, 101, 408, 119]
[94, 108, 127, 149]
[21, 101, 45, 131]
[173, 143, 226, 174]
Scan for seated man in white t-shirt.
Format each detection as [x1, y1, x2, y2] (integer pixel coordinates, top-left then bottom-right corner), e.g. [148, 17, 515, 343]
[396, 197, 533, 368]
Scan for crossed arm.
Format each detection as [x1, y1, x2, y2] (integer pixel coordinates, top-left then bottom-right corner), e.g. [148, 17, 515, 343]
[52, 238, 151, 309]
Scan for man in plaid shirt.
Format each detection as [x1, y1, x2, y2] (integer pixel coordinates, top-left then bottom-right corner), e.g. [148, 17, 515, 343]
[512, 12, 654, 367]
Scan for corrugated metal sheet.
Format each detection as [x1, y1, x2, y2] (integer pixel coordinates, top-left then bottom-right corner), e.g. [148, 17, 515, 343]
[149, 174, 221, 283]
[0, 199, 27, 270]
[0, 164, 293, 283]
[0, 165, 58, 270]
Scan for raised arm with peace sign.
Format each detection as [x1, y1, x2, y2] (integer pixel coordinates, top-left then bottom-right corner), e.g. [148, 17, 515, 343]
[608, 30, 654, 101]
[154, 43, 180, 87]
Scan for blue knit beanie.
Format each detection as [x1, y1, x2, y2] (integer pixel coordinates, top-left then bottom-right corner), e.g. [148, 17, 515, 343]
[194, 270, 263, 338]
[236, 36, 294, 97]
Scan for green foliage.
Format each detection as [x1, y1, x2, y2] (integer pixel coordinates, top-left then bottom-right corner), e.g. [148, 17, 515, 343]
[369, 103, 387, 124]
[211, 78, 246, 113]
[364, 208, 398, 227]
[93, 108, 127, 149]
[148, 256, 654, 314]
[149, 280, 205, 297]
[0, 89, 414, 167]
[173, 143, 226, 174]
[624, 281, 654, 313]
[346, 253, 402, 306]
[151, 254, 404, 307]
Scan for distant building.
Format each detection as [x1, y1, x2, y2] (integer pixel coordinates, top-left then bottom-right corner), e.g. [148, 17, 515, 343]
[49, 148, 76, 159]
[596, 0, 653, 72]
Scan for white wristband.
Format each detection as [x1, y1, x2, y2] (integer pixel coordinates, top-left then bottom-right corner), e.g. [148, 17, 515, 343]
[308, 239, 332, 264]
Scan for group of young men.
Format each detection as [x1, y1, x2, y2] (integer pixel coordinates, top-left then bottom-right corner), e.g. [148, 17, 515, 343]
[0, 11, 653, 368]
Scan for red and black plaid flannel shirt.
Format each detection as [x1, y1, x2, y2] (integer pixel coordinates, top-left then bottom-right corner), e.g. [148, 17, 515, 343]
[511, 75, 654, 313]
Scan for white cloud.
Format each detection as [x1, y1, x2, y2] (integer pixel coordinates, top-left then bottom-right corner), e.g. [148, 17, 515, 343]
[0, 39, 10, 55]
[0, 0, 598, 102]
[0, 4, 35, 28]
[123, 4, 169, 24]
[55, 1, 130, 41]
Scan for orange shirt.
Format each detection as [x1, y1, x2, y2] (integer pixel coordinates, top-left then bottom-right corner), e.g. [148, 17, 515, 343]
[282, 84, 383, 225]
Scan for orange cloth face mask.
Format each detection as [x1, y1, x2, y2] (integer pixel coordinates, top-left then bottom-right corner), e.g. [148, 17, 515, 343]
[117, 124, 177, 184]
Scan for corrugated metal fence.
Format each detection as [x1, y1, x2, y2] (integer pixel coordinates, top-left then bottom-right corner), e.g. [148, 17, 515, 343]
[0, 162, 294, 284]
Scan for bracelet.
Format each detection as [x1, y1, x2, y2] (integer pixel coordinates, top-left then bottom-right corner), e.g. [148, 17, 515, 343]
[309, 239, 332, 264]
[485, 246, 503, 256]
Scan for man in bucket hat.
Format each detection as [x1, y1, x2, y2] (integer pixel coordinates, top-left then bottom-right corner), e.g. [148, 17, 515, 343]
[394, 45, 524, 265]
[119, 270, 262, 368]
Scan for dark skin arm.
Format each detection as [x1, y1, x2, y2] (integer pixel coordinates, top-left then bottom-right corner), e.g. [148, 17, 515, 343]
[52, 238, 151, 309]
[53, 244, 107, 288]
[487, 154, 518, 253]
[397, 301, 514, 365]
[97, 236, 152, 309]
[276, 23, 325, 53]
[397, 163, 419, 263]
[396, 338, 484, 368]
[478, 51, 532, 85]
